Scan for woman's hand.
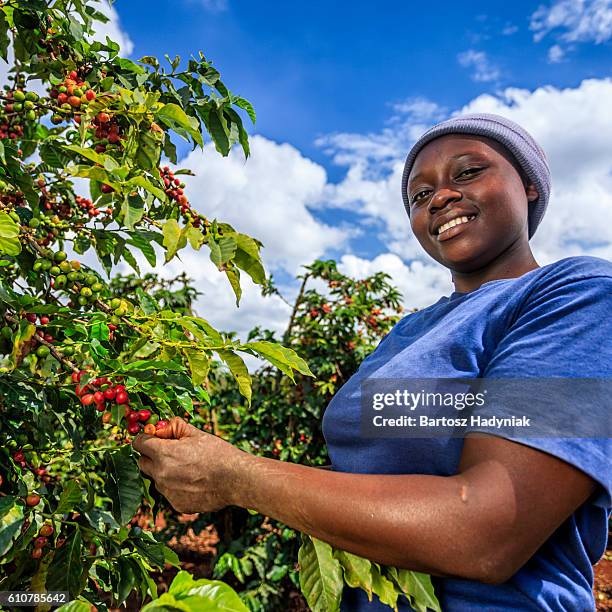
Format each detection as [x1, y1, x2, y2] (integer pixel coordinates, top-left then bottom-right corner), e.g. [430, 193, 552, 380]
[132, 417, 243, 513]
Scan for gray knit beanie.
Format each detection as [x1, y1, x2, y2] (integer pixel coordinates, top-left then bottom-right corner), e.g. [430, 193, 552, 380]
[401, 113, 551, 239]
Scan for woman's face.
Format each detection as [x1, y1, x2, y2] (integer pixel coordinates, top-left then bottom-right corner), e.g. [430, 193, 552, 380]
[406, 134, 538, 272]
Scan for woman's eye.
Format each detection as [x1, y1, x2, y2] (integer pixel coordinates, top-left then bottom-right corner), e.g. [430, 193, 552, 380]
[411, 190, 429, 204]
[457, 167, 482, 179]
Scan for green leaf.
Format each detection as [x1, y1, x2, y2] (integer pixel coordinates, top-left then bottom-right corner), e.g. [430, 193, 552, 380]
[47, 529, 85, 596]
[217, 349, 251, 406]
[128, 233, 157, 267]
[0, 496, 24, 556]
[116, 57, 146, 74]
[162, 219, 186, 262]
[208, 235, 236, 268]
[225, 107, 250, 158]
[55, 481, 82, 515]
[90, 320, 110, 342]
[181, 316, 223, 344]
[121, 192, 145, 230]
[231, 233, 265, 285]
[136, 287, 159, 315]
[163, 133, 177, 164]
[0, 212, 22, 256]
[122, 247, 141, 274]
[245, 340, 314, 380]
[224, 264, 242, 306]
[370, 565, 399, 610]
[185, 226, 204, 250]
[39, 142, 73, 169]
[0, 11, 9, 61]
[386, 568, 441, 612]
[335, 550, 373, 600]
[157, 103, 203, 146]
[117, 556, 138, 606]
[159, 570, 249, 611]
[139, 55, 160, 70]
[183, 348, 211, 387]
[233, 96, 256, 124]
[205, 107, 230, 156]
[63, 144, 106, 166]
[135, 128, 164, 171]
[104, 446, 143, 525]
[298, 536, 343, 612]
[129, 175, 167, 201]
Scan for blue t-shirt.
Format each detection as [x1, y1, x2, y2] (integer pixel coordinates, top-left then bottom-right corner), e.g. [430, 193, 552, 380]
[322, 255, 612, 612]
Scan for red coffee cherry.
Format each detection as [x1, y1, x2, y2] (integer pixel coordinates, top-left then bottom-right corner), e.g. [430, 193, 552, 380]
[25, 494, 41, 507]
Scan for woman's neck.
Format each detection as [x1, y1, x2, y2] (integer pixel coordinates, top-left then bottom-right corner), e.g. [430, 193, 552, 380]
[451, 241, 540, 294]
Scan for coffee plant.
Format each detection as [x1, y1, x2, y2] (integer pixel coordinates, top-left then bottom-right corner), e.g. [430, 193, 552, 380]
[0, 1, 312, 609]
[206, 261, 440, 611]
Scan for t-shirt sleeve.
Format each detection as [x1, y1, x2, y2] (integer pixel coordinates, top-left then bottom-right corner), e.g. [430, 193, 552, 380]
[476, 273, 612, 509]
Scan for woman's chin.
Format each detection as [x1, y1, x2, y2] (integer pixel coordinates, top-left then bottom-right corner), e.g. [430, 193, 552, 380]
[430, 239, 486, 269]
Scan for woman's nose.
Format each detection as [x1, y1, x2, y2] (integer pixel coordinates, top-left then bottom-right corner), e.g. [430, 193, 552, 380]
[428, 187, 462, 212]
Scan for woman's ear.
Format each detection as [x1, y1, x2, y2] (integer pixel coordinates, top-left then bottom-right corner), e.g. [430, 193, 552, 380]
[526, 184, 539, 202]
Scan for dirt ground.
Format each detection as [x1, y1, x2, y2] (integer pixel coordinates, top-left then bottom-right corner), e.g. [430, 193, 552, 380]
[595, 551, 612, 611]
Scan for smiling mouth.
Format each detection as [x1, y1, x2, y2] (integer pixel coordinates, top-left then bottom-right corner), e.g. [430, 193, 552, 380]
[436, 215, 477, 241]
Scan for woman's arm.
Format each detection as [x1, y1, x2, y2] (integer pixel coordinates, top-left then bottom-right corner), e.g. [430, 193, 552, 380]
[134, 420, 596, 584]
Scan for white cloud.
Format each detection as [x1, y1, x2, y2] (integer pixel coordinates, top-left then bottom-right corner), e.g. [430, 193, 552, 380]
[316, 77, 612, 271]
[547, 44, 566, 62]
[502, 24, 519, 35]
[92, 1, 134, 56]
[316, 98, 446, 172]
[530, 0, 612, 61]
[457, 50, 501, 82]
[338, 254, 453, 309]
[178, 135, 350, 274]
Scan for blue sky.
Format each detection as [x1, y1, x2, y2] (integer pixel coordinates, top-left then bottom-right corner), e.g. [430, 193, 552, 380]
[93, 0, 612, 339]
[117, 0, 610, 168]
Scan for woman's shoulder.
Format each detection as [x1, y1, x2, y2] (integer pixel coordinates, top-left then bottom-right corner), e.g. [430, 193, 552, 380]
[539, 255, 612, 281]
[524, 255, 612, 297]
[515, 256, 612, 318]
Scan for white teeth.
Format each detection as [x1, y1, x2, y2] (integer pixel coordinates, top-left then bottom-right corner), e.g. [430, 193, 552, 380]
[437, 215, 475, 235]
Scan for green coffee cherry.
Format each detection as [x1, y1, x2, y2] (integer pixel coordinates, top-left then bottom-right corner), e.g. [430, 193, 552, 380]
[53, 251, 67, 262]
[36, 345, 50, 358]
[80, 287, 92, 298]
[49, 266, 61, 276]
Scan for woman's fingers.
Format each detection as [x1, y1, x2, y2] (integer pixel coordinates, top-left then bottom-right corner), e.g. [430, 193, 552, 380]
[154, 416, 192, 440]
[138, 454, 155, 477]
[132, 433, 160, 457]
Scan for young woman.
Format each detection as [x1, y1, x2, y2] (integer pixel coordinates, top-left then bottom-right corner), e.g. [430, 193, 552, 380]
[134, 114, 611, 611]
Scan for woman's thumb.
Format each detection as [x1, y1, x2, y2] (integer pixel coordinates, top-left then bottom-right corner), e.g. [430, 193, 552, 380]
[154, 416, 194, 440]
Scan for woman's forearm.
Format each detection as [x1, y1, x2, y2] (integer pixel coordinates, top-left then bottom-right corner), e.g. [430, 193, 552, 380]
[226, 452, 502, 581]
